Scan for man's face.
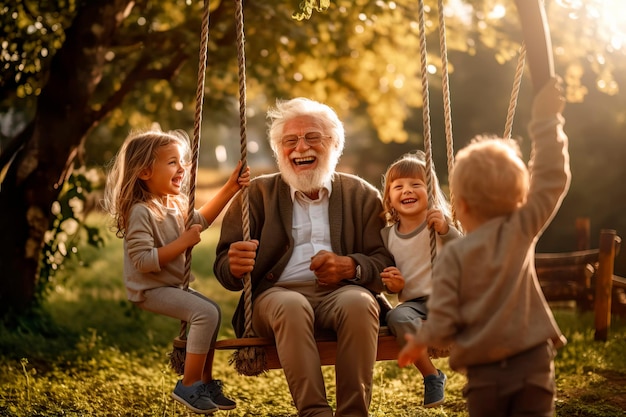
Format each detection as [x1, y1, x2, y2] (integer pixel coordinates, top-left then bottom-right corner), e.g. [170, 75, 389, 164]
[277, 115, 338, 193]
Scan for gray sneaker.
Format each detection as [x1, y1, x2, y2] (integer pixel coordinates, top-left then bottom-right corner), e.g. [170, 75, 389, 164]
[423, 369, 446, 408]
[203, 379, 237, 410]
[172, 380, 219, 414]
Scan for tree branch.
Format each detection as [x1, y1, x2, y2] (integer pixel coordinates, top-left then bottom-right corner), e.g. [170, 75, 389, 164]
[89, 49, 189, 124]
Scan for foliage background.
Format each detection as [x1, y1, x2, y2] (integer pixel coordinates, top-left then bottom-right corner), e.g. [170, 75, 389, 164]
[1, 1, 626, 315]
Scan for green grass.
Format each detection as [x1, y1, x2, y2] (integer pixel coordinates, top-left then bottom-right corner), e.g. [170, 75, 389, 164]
[1, 214, 625, 416]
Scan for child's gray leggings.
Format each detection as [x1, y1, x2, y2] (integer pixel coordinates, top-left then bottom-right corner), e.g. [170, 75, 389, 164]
[137, 286, 220, 354]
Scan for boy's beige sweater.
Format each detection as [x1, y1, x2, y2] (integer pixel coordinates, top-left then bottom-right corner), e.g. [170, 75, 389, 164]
[416, 113, 570, 373]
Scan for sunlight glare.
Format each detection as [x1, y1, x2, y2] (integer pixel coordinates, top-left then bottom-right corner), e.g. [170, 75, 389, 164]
[443, 0, 472, 26]
[557, 0, 626, 54]
[594, 0, 626, 53]
[248, 140, 259, 154]
[488, 4, 506, 20]
[215, 145, 227, 163]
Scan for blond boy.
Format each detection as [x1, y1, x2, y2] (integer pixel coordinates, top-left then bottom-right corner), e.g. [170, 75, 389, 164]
[398, 77, 570, 417]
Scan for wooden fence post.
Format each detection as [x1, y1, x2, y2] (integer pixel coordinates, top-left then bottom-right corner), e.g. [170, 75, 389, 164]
[594, 229, 618, 341]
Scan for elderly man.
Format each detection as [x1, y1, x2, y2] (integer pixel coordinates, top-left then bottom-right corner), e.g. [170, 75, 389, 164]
[214, 97, 393, 417]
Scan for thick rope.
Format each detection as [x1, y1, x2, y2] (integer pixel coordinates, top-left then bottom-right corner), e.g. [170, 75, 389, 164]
[503, 44, 527, 139]
[417, 0, 437, 265]
[234, 0, 251, 337]
[169, 0, 211, 375]
[232, 0, 267, 376]
[436, 0, 458, 228]
[182, 0, 210, 331]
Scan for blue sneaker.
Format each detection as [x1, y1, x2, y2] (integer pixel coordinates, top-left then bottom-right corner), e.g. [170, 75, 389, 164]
[172, 380, 218, 414]
[203, 379, 237, 410]
[423, 369, 446, 408]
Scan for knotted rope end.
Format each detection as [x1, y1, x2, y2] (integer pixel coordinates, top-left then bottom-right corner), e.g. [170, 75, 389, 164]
[229, 346, 268, 376]
[168, 336, 187, 375]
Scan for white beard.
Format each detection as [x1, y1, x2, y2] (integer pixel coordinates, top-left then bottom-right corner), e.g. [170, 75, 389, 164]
[277, 149, 338, 194]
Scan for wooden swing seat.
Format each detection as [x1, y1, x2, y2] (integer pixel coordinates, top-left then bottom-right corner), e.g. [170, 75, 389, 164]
[215, 326, 401, 369]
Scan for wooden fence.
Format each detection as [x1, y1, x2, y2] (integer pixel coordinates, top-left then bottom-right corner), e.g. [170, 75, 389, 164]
[536, 218, 622, 341]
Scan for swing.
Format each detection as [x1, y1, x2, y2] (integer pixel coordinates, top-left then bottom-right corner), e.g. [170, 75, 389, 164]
[174, 0, 556, 376]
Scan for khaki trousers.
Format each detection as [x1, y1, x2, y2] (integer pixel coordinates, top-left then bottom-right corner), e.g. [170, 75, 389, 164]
[253, 281, 380, 417]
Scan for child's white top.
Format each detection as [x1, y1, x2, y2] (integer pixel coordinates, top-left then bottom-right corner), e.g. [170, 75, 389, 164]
[382, 222, 461, 302]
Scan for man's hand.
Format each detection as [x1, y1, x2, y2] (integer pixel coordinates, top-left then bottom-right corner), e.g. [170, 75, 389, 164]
[310, 250, 355, 285]
[228, 239, 259, 279]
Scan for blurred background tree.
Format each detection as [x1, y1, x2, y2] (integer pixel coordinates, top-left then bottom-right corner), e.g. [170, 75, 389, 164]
[1, 0, 625, 316]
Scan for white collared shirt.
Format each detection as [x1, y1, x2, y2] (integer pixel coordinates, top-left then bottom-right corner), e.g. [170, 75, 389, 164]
[279, 180, 333, 282]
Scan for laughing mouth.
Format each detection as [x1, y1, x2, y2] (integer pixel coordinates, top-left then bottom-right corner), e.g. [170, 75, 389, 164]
[401, 198, 417, 204]
[293, 156, 316, 166]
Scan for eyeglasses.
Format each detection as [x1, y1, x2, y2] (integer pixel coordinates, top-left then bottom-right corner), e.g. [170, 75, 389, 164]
[281, 131, 330, 149]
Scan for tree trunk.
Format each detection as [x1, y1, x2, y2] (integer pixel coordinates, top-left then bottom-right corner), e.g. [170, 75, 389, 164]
[0, 0, 133, 315]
